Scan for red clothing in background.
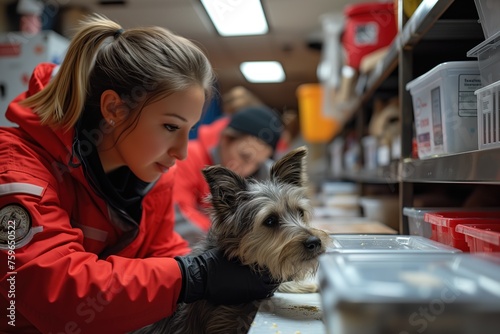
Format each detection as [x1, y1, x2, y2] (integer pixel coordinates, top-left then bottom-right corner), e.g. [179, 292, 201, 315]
[173, 118, 229, 231]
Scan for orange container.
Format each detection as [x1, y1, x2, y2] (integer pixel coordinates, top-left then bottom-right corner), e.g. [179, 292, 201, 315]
[296, 84, 339, 143]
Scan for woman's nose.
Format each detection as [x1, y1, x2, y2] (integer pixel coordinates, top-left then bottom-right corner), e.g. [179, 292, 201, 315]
[170, 135, 188, 161]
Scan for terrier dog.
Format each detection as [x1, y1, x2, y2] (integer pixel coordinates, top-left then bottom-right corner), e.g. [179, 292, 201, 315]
[133, 146, 331, 334]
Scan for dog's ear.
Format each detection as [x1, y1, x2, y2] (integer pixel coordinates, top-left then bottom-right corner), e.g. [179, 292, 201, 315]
[202, 165, 247, 212]
[270, 146, 308, 187]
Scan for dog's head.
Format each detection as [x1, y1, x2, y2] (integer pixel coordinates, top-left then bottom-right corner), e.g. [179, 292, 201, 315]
[202, 146, 330, 282]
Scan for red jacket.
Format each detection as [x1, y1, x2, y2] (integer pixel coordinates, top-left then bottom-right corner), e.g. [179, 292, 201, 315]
[0, 63, 190, 333]
[173, 118, 229, 232]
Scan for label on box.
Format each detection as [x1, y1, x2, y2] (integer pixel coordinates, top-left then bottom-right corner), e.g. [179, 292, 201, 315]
[413, 78, 445, 157]
[431, 87, 443, 146]
[458, 74, 481, 116]
[354, 23, 378, 46]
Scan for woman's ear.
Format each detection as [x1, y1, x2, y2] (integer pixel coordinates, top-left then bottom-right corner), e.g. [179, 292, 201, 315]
[100, 90, 125, 125]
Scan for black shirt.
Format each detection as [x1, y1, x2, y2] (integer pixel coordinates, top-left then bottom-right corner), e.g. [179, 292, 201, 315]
[75, 110, 150, 226]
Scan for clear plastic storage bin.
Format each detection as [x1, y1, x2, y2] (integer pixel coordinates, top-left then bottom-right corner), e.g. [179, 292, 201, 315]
[406, 61, 481, 158]
[467, 32, 500, 86]
[319, 253, 500, 334]
[327, 234, 460, 253]
[403, 207, 434, 238]
[474, 0, 500, 39]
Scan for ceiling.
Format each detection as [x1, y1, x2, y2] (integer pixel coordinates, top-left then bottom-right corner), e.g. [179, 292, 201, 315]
[3, 0, 371, 112]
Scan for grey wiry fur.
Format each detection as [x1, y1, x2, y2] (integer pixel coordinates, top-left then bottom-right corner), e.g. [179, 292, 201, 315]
[130, 146, 331, 334]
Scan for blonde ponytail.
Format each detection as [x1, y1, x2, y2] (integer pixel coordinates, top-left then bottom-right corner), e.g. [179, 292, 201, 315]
[21, 14, 215, 131]
[21, 14, 121, 130]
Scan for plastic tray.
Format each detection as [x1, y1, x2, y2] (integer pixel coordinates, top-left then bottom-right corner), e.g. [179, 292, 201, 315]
[319, 253, 500, 334]
[424, 211, 500, 251]
[456, 223, 500, 253]
[327, 234, 460, 253]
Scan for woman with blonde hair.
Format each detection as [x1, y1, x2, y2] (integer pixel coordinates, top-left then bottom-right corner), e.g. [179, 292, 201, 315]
[0, 14, 277, 333]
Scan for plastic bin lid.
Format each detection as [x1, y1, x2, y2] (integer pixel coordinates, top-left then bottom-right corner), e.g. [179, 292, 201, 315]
[403, 207, 453, 219]
[425, 211, 500, 227]
[319, 253, 500, 304]
[406, 61, 480, 91]
[328, 234, 460, 253]
[467, 30, 500, 58]
[403, 207, 425, 219]
[474, 77, 500, 95]
[404, 207, 500, 219]
[456, 223, 500, 246]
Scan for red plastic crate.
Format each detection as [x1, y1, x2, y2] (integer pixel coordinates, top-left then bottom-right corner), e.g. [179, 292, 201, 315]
[424, 211, 500, 251]
[456, 224, 500, 253]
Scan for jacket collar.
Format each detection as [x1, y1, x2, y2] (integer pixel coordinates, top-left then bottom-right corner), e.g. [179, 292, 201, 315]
[6, 62, 87, 185]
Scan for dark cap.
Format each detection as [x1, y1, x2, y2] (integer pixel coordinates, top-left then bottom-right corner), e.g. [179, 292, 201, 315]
[227, 106, 283, 151]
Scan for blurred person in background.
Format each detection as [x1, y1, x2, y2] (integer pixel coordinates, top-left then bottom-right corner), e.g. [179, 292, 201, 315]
[173, 105, 284, 245]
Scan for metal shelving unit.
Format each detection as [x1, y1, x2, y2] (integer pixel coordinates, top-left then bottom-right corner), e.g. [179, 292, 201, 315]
[398, 0, 487, 234]
[337, 0, 491, 234]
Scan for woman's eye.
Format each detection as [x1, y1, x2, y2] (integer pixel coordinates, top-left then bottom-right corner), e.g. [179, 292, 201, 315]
[263, 215, 279, 228]
[164, 124, 179, 132]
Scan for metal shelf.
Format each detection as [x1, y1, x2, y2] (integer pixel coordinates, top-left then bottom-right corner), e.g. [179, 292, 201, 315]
[400, 0, 455, 47]
[333, 161, 400, 184]
[402, 148, 500, 183]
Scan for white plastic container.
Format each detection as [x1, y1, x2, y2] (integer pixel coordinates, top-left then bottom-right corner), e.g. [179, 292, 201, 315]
[406, 62, 481, 158]
[474, 0, 500, 39]
[319, 253, 500, 334]
[475, 79, 500, 149]
[327, 234, 460, 253]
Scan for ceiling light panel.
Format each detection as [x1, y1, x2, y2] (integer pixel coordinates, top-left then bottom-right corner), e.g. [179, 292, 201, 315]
[201, 0, 269, 36]
[240, 61, 286, 83]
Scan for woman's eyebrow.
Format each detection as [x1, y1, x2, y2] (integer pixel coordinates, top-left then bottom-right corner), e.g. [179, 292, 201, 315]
[163, 113, 188, 122]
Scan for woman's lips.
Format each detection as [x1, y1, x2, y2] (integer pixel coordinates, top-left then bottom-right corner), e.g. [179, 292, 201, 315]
[156, 162, 170, 173]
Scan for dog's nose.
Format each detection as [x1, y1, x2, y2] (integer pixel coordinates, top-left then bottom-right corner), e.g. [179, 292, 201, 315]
[304, 236, 322, 252]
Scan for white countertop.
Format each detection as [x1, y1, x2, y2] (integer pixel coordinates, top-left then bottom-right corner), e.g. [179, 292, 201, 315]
[248, 292, 325, 334]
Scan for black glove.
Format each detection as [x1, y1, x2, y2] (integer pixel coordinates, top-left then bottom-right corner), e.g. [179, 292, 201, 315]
[175, 248, 280, 305]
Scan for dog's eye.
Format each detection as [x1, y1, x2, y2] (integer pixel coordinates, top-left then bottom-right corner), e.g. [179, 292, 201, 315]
[263, 214, 279, 227]
[298, 209, 305, 218]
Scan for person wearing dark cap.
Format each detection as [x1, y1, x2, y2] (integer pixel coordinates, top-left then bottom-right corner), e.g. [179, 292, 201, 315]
[172, 105, 284, 245]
